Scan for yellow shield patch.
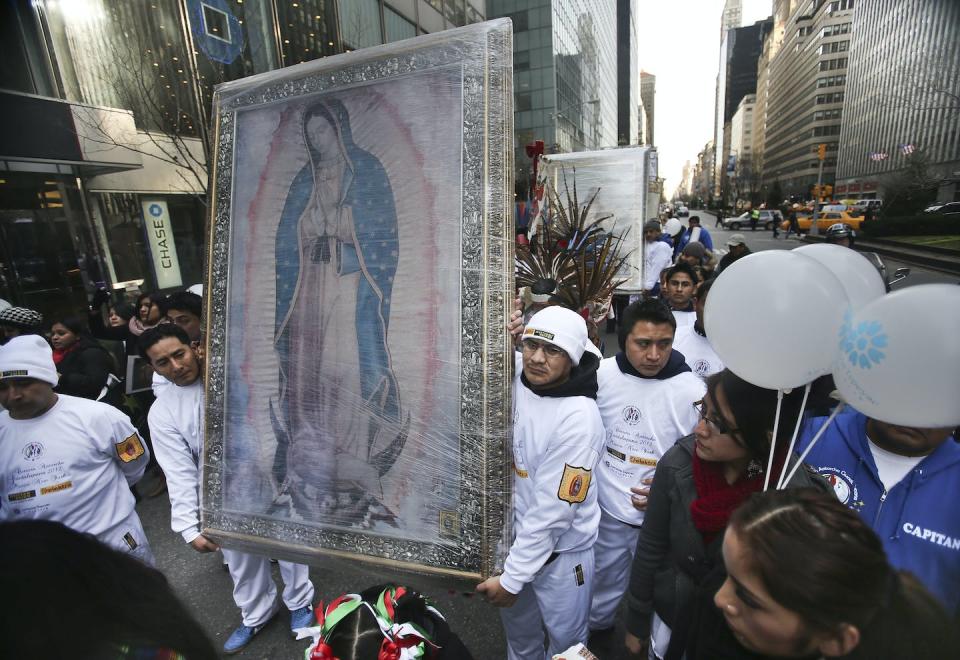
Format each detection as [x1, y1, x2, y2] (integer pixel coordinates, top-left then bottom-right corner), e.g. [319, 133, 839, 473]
[115, 433, 145, 463]
[557, 464, 592, 505]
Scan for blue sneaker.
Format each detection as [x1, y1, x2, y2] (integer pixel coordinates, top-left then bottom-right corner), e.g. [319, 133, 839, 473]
[223, 618, 272, 655]
[289, 605, 314, 636]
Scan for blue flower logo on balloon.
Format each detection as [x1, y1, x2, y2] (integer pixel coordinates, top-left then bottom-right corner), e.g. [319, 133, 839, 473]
[838, 313, 888, 370]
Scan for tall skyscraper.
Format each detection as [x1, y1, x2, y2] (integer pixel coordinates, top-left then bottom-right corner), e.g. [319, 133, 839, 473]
[836, 0, 960, 201]
[488, 0, 618, 195]
[617, 0, 639, 145]
[640, 71, 656, 145]
[713, 18, 772, 197]
[763, 0, 853, 197]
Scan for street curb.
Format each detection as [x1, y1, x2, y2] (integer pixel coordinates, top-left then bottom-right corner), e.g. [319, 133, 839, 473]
[865, 237, 960, 257]
[800, 235, 960, 275]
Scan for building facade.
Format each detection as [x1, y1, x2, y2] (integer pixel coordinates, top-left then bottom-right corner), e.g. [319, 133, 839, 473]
[836, 0, 960, 201]
[488, 0, 618, 197]
[617, 0, 639, 146]
[640, 70, 655, 145]
[762, 0, 853, 198]
[713, 18, 771, 199]
[0, 0, 483, 318]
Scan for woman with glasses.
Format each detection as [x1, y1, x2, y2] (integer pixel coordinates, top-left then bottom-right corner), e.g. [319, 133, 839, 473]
[622, 368, 827, 659]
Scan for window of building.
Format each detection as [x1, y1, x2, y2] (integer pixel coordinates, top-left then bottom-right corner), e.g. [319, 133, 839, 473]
[339, 0, 383, 50]
[505, 10, 528, 32]
[829, 0, 854, 12]
[516, 92, 532, 112]
[384, 5, 416, 42]
[515, 49, 530, 71]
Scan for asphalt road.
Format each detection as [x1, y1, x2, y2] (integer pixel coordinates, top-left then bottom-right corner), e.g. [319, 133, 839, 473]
[689, 209, 958, 287]
[136, 484, 509, 659]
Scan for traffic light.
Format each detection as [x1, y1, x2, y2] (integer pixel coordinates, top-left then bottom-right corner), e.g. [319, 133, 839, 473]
[817, 143, 827, 161]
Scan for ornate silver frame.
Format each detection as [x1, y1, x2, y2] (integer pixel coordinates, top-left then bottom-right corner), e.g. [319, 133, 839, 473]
[202, 20, 513, 579]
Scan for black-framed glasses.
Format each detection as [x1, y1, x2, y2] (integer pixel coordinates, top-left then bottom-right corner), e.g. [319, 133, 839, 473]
[520, 338, 567, 359]
[693, 399, 740, 436]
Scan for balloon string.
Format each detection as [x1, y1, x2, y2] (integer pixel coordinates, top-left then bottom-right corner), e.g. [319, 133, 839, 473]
[777, 382, 812, 490]
[779, 403, 846, 489]
[763, 389, 785, 492]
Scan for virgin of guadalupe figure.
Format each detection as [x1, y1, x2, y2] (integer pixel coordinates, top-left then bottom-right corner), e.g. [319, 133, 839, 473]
[271, 98, 409, 527]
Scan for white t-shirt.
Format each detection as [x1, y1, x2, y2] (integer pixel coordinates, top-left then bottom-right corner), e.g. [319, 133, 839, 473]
[595, 356, 705, 525]
[147, 380, 205, 543]
[644, 241, 673, 291]
[867, 438, 924, 493]
[672, 325, 724, 378]
[0, 395, 149, 552]
[502, 354, 605, 594]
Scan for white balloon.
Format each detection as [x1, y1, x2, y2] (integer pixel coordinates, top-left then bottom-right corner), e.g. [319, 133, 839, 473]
[793, 244, 885, 311]
[705, 251, 849, 389]
[832, 284, 960, 427]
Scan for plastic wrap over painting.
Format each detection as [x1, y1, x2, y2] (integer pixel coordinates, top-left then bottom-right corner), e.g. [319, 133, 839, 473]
[203, 19, 514, 579]
[541, 147, 657, 292]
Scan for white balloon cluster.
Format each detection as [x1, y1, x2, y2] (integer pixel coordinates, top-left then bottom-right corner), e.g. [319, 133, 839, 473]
[705, 245, 960, 428]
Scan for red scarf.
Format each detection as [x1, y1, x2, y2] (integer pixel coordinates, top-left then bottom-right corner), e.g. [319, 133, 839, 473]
[690, 448, 786, 546]
[52, 343, 79, 365]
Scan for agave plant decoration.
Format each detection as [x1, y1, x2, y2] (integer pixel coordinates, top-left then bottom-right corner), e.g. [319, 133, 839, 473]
[516, 168, 633, 342]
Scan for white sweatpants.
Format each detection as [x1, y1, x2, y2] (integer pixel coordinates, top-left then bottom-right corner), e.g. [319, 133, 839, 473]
[221, 549, 315, 627]
[101, 510, 156, 567]
[501, 547, 595, 660]
[589, 509, 641, 630]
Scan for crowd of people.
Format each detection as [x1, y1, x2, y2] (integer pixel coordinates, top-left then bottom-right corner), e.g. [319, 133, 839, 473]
[1, 205, 958, 660]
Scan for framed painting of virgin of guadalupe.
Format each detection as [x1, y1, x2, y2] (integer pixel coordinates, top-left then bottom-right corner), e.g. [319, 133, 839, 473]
[202, 19, 514, 579]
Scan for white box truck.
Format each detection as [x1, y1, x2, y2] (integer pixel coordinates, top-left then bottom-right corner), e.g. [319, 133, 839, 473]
[539, 146, 658, 294]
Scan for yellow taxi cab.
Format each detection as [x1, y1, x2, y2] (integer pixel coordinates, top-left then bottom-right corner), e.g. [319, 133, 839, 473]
[793, 210, 862, 231]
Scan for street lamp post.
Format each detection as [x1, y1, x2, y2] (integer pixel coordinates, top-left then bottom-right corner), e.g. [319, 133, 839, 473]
[811, 143, 827, 236]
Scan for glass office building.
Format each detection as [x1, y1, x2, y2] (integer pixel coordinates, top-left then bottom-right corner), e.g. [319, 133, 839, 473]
[836, 0, 960, 201]
[488, 0, 618, 197]
[0, 0, 482, 319]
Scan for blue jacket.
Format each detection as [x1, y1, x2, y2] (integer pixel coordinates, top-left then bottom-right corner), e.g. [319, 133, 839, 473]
[678, 226, 714, 252]
[797, 409, 960, 614]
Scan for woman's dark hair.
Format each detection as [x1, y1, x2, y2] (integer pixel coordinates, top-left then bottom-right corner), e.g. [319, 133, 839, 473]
[0, 520, 218, 660]
[730, 489, 957, 660]
[111, 301, 136, 322]
[135, 292, 154, 309]
[617, 297, 676, 351]
[705, 369, 806, 462]
[50, 314, 88, 337]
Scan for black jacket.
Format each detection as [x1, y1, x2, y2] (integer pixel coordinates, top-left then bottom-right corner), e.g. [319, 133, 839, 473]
[623, 436, 829, 641]
[55, 338, 116, 400]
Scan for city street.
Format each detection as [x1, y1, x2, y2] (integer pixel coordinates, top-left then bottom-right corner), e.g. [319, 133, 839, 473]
[691, 210, 959, 286]
[132, 211, 955, 660]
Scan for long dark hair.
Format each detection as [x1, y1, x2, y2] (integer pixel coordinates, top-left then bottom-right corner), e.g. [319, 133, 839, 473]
[705, 369, 807, 462]
[730, 489, 957, 659]
[0, 520, 218, 660]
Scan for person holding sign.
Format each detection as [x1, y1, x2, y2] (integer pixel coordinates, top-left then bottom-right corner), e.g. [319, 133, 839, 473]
[477, 306, 605, 660]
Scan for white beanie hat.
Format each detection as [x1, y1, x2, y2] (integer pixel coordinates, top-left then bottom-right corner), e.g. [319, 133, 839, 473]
[0, 335, 59, 386]
[523, 306, 602, 366]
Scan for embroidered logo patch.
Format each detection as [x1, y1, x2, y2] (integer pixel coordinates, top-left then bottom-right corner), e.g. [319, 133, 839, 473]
[8, 490, 36, 502]
[531, 329, 555, 341]
[605, 446, 627, 461]
[574, 563, 585, 586]
[1, 369, 28, 378]
[622, 405, 642, 425]
[40, 481, 72, 495]
[115, 434, 145, 463]
[692, 359, 711, 376]
[123, 532, 138, 550]
[558, 464, 591, 505]
[629, 456, 657, 467]
[21, 442, 44, 461]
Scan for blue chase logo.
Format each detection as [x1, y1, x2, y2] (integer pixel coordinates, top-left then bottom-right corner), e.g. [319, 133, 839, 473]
[839, 313, 888, 370]
[148, 203, 163, 217]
